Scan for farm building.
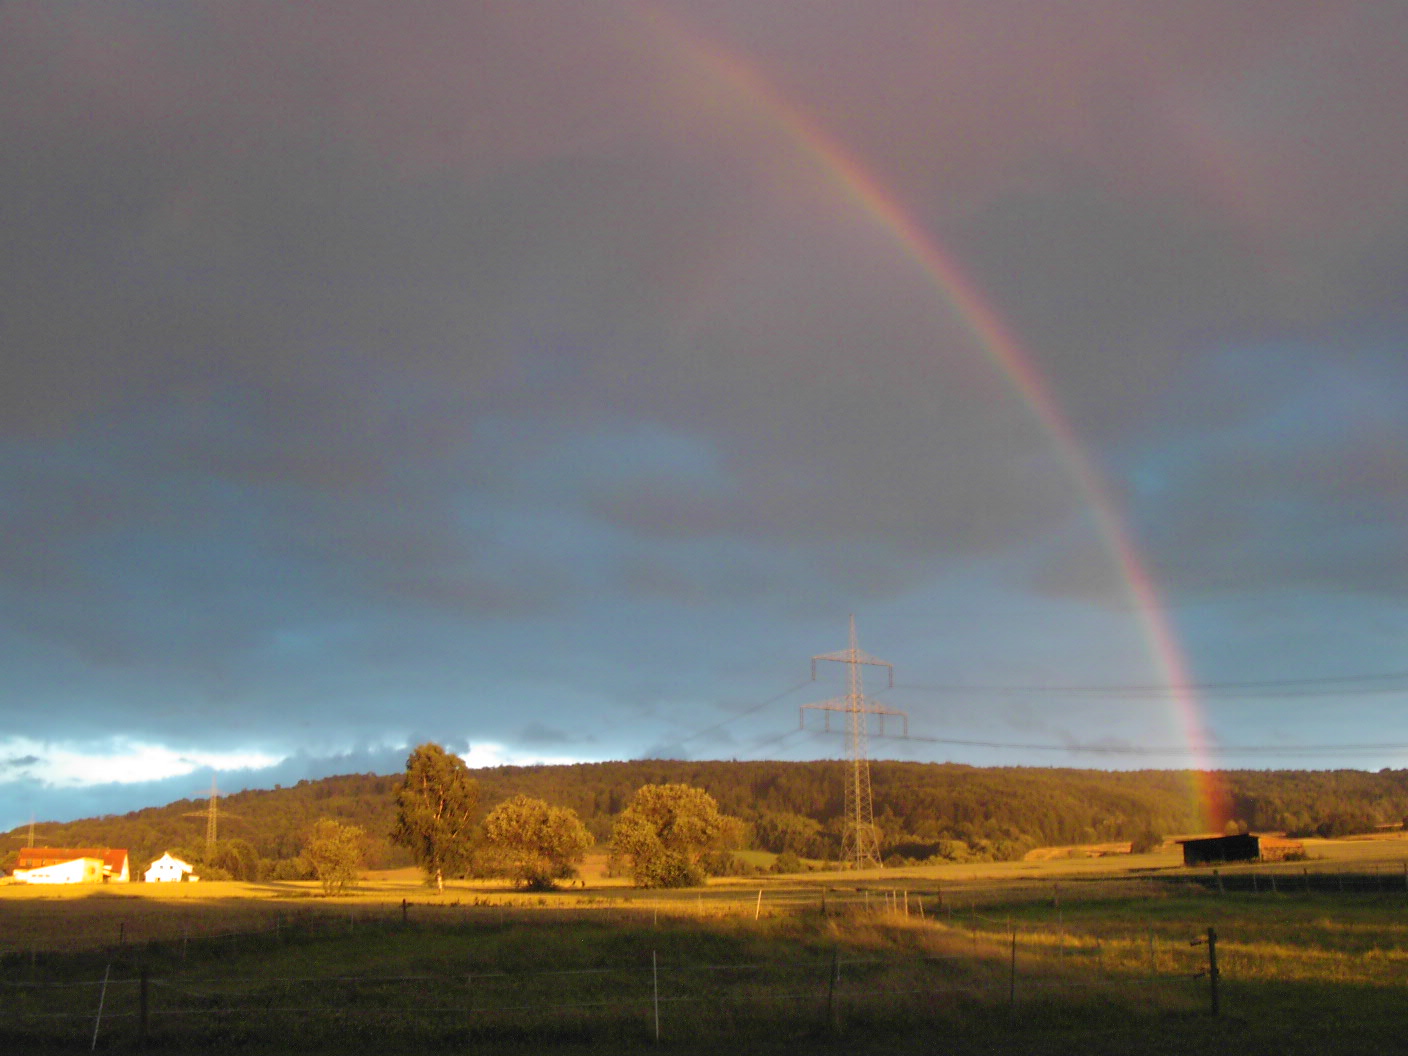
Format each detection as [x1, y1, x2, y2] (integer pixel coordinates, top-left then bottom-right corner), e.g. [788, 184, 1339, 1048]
[13, 847, 130, 884]
[1177, 834, 1260, 866]
[145, 852, 198, 883]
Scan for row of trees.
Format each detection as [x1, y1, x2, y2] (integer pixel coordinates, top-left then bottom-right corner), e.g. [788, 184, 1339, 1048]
[17, 760, 1408, 881]
[390, 743, 736, 890]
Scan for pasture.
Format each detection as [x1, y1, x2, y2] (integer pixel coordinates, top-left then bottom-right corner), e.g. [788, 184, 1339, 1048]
[4, 839, 1408, 1054]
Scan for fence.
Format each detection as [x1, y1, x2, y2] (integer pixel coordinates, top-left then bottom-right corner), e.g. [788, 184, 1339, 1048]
[4, 866, 1400, 1049]
[1, 899, 1225, 1050]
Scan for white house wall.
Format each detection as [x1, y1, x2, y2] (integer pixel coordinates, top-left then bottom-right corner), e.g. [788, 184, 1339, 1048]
[14, 858, 104, 884]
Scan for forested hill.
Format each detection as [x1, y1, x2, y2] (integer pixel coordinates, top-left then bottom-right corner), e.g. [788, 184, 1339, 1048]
[8, 761, 1408, 880]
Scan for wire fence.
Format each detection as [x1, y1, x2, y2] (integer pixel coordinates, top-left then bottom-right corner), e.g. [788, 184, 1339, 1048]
[3, 866, 1401, 1048]
[0, 893, 1230, 1050]
[2, 934, 1215, 1050]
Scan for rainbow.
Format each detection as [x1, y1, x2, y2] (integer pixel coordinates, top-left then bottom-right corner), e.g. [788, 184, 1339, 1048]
[651, 12, 1229, 832]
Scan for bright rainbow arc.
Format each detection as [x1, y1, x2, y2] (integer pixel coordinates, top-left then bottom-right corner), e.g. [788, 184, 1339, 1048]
[658, 17, 1229, 831]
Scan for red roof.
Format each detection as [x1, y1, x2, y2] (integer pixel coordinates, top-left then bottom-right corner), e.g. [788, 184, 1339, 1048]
[16, 848, 129, 874]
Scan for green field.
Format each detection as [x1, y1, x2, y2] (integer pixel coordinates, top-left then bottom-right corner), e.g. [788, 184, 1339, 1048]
[4, 841, 1408, 1054]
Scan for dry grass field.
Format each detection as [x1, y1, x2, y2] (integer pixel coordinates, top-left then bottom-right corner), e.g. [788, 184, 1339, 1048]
[6, 842, 1408, 1054]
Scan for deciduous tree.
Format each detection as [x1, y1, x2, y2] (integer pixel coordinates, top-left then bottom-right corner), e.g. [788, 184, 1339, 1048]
[482, 795, 593, 890]
[390, 743, 479, 893]
[306, 818, 364, 895]
[611, 783, 732, 888]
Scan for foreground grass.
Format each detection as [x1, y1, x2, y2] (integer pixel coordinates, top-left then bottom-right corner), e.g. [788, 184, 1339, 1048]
[4, 875, 1408, 1054]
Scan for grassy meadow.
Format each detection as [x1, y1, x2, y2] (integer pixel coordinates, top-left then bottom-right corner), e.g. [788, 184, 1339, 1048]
[5, 838, 1408, 1054]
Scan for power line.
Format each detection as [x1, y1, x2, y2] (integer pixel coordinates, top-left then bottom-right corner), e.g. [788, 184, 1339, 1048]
[894, 670, 1408, 698]
[664, 679, 812, 749]
[654, 657, 1408, 764]
[736, 727, 808, 760]
[900, 732, 1408, 757]
[712, 713, 1408, 763]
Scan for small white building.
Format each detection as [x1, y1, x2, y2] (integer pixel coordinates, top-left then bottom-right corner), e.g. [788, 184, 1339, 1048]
[144, 852, 199, 883]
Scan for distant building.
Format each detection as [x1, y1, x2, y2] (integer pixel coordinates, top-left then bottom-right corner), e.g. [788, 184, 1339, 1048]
[1177, 834, 1260, 866]
[14, 847, 130, 883]
[145, 852, 199, 883]
[14, 850, 130, 884]
[14, 857, 104, 884]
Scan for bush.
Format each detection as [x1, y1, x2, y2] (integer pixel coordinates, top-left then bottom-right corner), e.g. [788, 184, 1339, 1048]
[1130, 829, 1163, 854]
[771, 851, 802, 874]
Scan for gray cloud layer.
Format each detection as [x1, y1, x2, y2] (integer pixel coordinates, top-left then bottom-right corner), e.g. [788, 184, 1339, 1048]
[3, 1, 1407, 825]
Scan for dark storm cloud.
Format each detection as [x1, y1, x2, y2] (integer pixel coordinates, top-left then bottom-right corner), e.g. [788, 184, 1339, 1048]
[2, 0, 1407, 826]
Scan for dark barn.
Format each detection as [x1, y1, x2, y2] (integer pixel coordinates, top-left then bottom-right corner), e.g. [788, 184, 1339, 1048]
[1178, 834, 1260, 866]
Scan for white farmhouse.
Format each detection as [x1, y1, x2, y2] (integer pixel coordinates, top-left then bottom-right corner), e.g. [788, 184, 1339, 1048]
[144, 852, 199, 883]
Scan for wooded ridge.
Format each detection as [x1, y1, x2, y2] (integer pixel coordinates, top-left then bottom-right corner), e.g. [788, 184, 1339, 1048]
[8, 760, 1408, 879]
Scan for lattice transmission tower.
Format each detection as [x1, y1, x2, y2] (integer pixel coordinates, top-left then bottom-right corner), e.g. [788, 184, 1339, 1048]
[801, 616, 908, 870]
[184, 775, 239, 864]
[3, 817, 53, 850]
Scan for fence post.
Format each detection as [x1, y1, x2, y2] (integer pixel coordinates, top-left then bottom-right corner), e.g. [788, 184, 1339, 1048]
[1191, 926, 1219, 1017]
[91, 963, 111, 1051]
[1208, 927, 1220, 1016]
[1008, 924, 1016, 1006]
[1214, 868, 1223, 894]
[826, 945, 840, 1033]
[140, 964, 149, 1047]
[755, 889, 763, 921]
[652, 950, 661, 1043]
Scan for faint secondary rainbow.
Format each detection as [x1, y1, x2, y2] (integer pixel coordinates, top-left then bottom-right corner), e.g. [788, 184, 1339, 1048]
[655, 14, 1228, 830]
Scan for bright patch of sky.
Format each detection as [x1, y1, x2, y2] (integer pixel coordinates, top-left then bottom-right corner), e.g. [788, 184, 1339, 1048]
[0, 738, 282, 789]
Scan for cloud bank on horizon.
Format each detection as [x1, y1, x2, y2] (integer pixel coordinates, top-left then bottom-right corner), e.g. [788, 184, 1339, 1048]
[3, 1, 1407, 829]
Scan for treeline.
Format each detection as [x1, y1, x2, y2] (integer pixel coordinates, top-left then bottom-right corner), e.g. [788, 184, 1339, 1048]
[9, 762, 1408, 879]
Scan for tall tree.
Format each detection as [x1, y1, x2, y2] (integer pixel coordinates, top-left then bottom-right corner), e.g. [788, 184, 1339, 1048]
[306, 818, 364, 895]
[390, 743, 479, 893]
[481, 795, 593, 890]
[611, 783, 731, 888]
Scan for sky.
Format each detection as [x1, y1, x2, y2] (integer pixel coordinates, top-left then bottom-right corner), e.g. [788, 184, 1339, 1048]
[3, 1, 1407, 833]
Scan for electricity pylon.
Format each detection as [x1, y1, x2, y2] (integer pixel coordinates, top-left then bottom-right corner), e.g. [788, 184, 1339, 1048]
[184, 775, 240, 864]
[801, 616, 908, 870]
[3, 817, 53, 849]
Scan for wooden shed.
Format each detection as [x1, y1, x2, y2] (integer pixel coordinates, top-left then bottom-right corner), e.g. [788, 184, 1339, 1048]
[1177, 834, 1260, 866]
